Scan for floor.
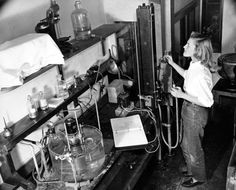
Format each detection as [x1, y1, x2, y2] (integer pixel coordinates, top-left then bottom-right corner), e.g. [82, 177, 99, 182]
[134, 104, 234, 190]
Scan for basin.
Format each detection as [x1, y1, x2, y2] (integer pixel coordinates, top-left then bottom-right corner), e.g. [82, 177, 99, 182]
[218, 53, 236, 87]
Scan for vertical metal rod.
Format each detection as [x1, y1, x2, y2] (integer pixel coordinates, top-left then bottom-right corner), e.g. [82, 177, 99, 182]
[150, 4, 156, 102]
[94, 96, 104, 146]
[64, 122, 71, 152]
[234, 107, 236, 144]
[39, 145, 49, 176]
[74, 111, 84, 144]
[94, 97, 101, 132]
[175, 97, 180, 146]
[134, 22, 142, 108]
[30, 146, 41, 180]
[167, 104, 172, 156]
[199, 0, 203, 33]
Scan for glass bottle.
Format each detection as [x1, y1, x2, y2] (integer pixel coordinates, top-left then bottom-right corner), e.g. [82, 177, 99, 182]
[56, 75, 69, 99]
[39, 91, 48, 111]
[56, 74, 63, 98]
[50, 0, 60, 17]
[27, 95, 38, 119]
[71, 0, 91, 40]
[32, 92, 39, 110]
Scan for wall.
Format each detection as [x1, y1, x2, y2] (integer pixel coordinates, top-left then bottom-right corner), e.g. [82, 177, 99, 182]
[221, 0, 236, 53]
[174, 0, 194, 13]
[0, 0, 48, 44]
[103, 0, 149, 23]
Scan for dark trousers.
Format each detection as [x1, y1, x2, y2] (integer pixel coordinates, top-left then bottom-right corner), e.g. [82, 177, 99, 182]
[180, 100, 209, 182]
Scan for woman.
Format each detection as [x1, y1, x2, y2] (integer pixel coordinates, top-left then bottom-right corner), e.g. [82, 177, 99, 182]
[165, 31, 214, 188]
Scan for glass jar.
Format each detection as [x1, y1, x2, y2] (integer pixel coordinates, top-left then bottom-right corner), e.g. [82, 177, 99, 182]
[56, 75, 69, 99]
[27, 95, 38, 119]
[65, 117, 80, 146]
[71, 0, 91, 40]
[39, 91, 48, 111]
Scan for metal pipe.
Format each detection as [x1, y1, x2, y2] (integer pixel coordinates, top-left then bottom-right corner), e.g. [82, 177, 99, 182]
[167, 103, 172, 156]
[134, 22, 142, 108]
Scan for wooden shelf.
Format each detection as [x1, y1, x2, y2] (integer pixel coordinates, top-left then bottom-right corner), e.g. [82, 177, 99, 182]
[0, 58, 110, 152]
[23, 23, 127, 84]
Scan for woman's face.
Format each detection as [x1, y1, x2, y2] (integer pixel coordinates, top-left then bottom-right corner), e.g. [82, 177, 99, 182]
[183, 38, 196, 58]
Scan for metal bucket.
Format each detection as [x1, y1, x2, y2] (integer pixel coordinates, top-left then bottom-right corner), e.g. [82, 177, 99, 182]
[219, 53, 236, 86]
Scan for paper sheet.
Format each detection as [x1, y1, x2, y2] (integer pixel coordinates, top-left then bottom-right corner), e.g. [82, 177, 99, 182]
[110, 114, 148, 148]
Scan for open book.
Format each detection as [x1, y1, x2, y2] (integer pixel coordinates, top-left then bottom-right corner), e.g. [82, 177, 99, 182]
[110, 114, 148, 148]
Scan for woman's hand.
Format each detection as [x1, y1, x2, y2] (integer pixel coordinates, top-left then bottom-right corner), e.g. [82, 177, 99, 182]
[164, 55, 174, 66]
[170, 86, 184, 98]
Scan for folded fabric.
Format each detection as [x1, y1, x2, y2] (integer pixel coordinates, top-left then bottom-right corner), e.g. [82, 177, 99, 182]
[0, 33, 64, 89]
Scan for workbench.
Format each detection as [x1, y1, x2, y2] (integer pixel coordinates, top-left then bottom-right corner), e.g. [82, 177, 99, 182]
[212, 79, 236, 141]
[213, 79, 236, 190]
[78, 96, 156, 190]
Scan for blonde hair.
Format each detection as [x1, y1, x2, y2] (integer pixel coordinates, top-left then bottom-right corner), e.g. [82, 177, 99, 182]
[190, 31, 214, 71]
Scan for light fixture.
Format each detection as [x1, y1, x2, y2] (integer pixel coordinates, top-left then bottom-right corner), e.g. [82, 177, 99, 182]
[107, 59, 120, 78]
[107, 49, 120, 79]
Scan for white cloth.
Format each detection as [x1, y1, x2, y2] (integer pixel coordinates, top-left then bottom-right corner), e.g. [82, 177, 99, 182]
[0, 33, 64, 89]
[183, 61, 213, 107]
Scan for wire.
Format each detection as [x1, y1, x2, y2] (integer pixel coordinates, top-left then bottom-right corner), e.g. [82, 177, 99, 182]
[158, 97, 181, 150]
[20, 141, 41, 180]
[119, 67, 133, 81]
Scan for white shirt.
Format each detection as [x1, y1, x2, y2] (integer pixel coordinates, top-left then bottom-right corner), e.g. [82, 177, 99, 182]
[183, 61, 214, 107]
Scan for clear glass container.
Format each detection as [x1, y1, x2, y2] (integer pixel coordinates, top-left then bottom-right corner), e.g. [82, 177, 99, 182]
[39, 91, 48, 111]
[48, 125, 105, 182]
[71, 0, 91, 40]
[56, 75, 69, 99]
[27, 95, 38, 119]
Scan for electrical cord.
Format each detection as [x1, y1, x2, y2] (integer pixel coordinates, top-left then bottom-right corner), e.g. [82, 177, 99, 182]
[158, 96, 181, 150]
[119, 67, 133, 81]
[155, 59, 182, 150]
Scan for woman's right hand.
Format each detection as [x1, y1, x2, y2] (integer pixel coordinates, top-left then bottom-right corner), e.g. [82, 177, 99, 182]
[164, 55, 174, 66]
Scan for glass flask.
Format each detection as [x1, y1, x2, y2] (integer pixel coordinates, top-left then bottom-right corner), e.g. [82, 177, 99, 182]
[71, 0, 91, 40]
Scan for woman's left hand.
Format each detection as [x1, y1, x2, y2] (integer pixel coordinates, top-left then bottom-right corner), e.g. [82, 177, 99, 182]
[170, 86, 184, 98]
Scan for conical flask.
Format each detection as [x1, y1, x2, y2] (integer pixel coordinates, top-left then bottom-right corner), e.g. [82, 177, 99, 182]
[71, 0, 91, 40]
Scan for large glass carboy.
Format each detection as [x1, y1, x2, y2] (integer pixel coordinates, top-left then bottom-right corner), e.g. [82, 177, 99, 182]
[71, 0, 91, 40]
